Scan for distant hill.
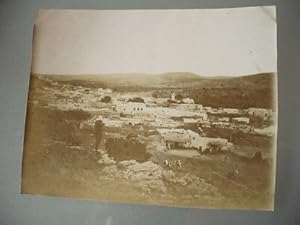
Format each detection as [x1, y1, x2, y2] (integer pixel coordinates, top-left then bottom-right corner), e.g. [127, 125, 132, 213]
[39, 72, 204, 89]
[31, 72, 276, 109]
[34, 72, 274, 88]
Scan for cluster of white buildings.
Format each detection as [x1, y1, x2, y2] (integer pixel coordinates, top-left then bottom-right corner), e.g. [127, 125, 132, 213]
[157, 128, 229, 152]
[109, 92, 276, 151]
[116, 102, 207, 119]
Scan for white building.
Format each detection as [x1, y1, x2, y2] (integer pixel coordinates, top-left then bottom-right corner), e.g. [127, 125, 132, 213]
[218, 117, 230, 122]
[148, 106, 202, 118]
[203, 106, 212, 111]
[183, 114, 208, 125]
[248, 108, 273, 121]
[207, 108, 223, 114]
[157, 128, 191, 149]
[223, 108, 239, 114]
[232, 117, 250, 124]
[253, 125, 275, 137]
[182, 98, 195, 104]
[149, 118, 183, 128]
[116, 102, 146, 114]
[183, 118, 199, 125]
[171, 103, 202, 111]
[157, 128, 229, 152]
[190, 135, 229, 152]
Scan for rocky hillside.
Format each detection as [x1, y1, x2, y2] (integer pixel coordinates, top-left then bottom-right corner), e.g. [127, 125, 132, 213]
[31, 72, 276, 109]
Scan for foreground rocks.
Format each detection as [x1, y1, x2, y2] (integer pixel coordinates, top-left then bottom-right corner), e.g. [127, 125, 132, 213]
[97, 155, 223, 201]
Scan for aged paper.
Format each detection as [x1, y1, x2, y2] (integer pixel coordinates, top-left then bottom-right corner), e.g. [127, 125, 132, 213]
[22, 7, 277, 210]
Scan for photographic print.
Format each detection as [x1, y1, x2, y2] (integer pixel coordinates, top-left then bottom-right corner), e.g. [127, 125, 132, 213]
[22, 7, 277, 210]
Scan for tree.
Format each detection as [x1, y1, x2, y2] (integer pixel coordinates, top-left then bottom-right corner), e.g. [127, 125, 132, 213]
[101, 96, 111, 103]
[152, 92, 158, 98]
[128, 97, 145, 103]
[252, 151, 263, 161]
[175, 93, 184, 101]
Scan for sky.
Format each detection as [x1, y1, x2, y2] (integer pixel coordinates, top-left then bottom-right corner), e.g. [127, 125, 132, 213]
[31, 6, 277, 76]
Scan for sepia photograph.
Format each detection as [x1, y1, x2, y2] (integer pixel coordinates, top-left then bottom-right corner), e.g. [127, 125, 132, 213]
[22, 7, 277, 210]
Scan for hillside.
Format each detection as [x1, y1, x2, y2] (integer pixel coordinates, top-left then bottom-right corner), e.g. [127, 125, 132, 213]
[31, 72, 276, 109]
[40, 72, 204, 89]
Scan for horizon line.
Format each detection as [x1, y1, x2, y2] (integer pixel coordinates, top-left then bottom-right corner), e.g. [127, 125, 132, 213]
[31, 71, 277, 78]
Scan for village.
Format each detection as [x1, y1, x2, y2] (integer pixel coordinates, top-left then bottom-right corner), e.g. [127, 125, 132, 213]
[32, 75, 276, 160]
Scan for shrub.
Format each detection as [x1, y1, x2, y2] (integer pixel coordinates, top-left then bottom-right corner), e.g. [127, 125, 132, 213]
[101, 96, 111, 103]
[62, 109, 92, 121]
[175, 93, 184, 101]
[152, 92, 158, 98]
[128, 97, 145, 103]
[105, 137, 149, 162]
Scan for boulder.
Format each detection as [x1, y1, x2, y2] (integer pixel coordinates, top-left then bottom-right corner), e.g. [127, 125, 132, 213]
[97, 153, 116, 165]
[119, 161, 166, 194]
